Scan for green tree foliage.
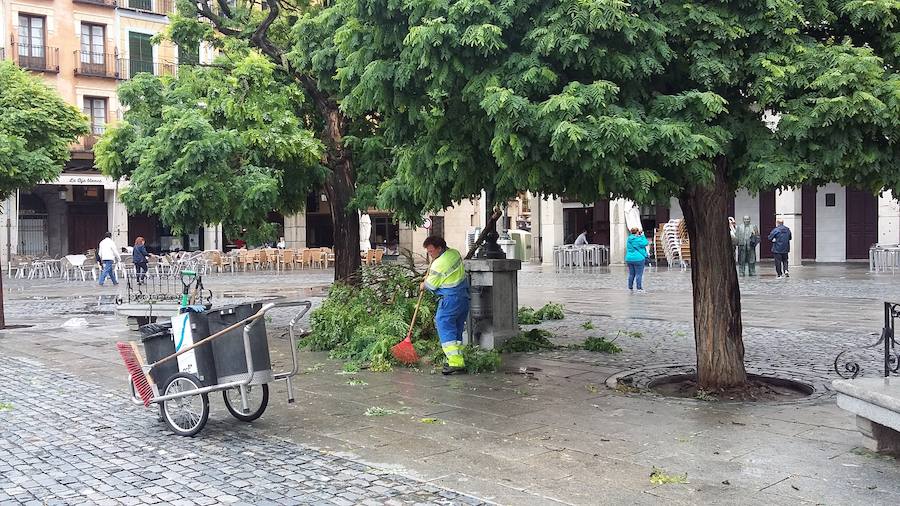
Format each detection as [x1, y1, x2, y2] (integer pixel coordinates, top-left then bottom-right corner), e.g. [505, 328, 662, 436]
[330, 0, 900, 387]
[151, 0, 404, 280]
[0, 61, 88, 200]
[0, 61, 88, 328]
[95, 54, 325, 242]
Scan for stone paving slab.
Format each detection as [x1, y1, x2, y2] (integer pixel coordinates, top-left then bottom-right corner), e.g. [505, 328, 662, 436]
[0, 355, 485, 506]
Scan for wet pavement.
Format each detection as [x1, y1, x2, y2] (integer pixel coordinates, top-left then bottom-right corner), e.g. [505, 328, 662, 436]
[0, 264, 898, 504]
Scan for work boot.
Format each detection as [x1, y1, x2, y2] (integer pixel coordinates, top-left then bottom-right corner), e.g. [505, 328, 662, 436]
[442, 364, 467, 376]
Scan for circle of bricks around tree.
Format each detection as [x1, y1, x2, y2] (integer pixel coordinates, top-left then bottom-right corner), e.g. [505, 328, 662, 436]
[605, 363, 835, 406]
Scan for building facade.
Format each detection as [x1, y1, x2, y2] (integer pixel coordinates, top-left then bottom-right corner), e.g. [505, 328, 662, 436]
[536, 187, 900, 266]
[0, 0, 221, 262]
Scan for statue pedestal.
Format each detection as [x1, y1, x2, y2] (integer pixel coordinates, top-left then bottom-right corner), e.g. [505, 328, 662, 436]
[464, 258, 521, 350]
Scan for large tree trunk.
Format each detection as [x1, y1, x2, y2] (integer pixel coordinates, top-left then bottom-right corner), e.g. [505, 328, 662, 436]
[322, 106, 361, 283]
[678, 156, 747, 389]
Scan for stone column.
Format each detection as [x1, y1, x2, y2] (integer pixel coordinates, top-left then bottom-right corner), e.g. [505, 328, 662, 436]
[530, 192, 542, 263]
[609, 198, 630, 265]
[106, 189, 129, 248]
[539, 197, 563, 266]
[203, 225, 222, 251]
[1, 195, 19, 267]
[283, 212, 307, 249]
[775, 187, 802, 266]
[878, 190, 900, 245]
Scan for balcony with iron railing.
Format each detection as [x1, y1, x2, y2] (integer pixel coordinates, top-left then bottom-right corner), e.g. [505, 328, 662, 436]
[74, 51, 121, 79]
[118, 59, 176, 80]
[11, 43, 60, 73]
[116, 0, 174, 16]
[74, 126, 106, 153]
[73, 0, 118, 7]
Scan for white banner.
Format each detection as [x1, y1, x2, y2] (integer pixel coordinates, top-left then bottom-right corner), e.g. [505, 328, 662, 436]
[54, 173, 125, 189]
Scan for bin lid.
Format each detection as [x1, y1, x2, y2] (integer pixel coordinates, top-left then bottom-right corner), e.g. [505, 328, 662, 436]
[138, 321, 172, 337]
[141, 330, 172, 342]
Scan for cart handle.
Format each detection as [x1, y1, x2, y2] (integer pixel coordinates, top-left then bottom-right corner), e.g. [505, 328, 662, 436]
[150, 302, 276, 368]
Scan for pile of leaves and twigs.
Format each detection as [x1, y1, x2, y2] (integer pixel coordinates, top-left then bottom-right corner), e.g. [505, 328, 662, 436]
[517, 303, 565, 324]
[499, 329, 560, 353]
[303, 263, 500, 374]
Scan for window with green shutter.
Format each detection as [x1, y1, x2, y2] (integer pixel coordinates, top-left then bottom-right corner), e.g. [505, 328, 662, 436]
[128, 32, 153, 77]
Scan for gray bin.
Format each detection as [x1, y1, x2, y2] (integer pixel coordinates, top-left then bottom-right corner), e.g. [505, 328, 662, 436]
[207, 303, 273, 385]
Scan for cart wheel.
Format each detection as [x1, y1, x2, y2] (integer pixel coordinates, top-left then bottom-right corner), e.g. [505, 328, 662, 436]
[161, 372, 209, 437]
[223, 384, 269, 422]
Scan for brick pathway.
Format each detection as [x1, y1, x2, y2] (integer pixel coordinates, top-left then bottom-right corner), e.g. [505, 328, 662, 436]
[0, 355, 484, 506]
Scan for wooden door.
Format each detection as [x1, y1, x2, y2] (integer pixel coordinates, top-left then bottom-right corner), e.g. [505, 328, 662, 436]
[845, 188, 878, 259]
[592, 200, 610, 245]
[801, 185, 817, 260]
[67, 204, 108, 254]
[758, 190, 776, 259]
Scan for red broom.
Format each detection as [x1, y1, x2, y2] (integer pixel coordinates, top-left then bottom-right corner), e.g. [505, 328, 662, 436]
[391, 289, 424, 364]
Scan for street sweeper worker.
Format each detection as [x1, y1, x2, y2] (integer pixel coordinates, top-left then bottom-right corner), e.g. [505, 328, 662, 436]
[422, 236, 469, 375]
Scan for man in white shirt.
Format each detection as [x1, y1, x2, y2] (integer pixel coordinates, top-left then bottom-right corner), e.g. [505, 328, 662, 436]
[574, 227, 590, 246]
[97, 232, 119, 286]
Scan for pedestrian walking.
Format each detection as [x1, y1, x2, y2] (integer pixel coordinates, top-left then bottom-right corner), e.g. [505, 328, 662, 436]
[132, 237, 149, 285]
[421, 236, 470, 375]
[97, 232, 119, 286]
[768, 219, 792, 278]
[625, 227, 649, 292]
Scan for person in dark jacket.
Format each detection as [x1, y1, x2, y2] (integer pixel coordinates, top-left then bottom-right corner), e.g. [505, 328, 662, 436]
[132, 237, 150, 285]
[768, 219, 792, 278]
[625, 228, 649, 292]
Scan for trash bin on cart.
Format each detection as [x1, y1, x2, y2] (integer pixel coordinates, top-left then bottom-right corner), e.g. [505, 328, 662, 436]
[170, 310, 218, 386]
[207, 303, 273, 385]
[139, 322, 178, 386]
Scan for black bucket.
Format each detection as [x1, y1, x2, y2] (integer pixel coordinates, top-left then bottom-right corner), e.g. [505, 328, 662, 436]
[140, 323, 178, 386]
[207, 303, 272, 385]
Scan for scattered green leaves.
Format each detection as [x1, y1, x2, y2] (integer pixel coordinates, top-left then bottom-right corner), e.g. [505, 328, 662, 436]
[694, 389, 718, 402]
[499, 329, 558, 353]
[517, 303, 565, 324]
[581, 321, 595, 330]
[420, 417, 446, 425]
[650, 467, 688, 485]
[364, 406, 403, 417]
[583, 337, 623, 354]
[0, 402, 12, 412]
[536, 303, 565, 320]
[585, 383, 599, 393]
[347, 378, 368, 386]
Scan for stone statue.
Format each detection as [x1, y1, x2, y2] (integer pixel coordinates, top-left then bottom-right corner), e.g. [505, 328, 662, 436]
[732, 216, 760, 276]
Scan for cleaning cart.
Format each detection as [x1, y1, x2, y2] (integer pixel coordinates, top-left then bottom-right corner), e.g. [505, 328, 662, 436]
[117, 300, 310, 436]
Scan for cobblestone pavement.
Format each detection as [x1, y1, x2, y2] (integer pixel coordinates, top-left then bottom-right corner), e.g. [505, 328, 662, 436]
[0, 355, 484, 506]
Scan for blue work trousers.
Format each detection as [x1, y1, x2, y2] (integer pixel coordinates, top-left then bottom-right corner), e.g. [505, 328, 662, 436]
[435, 293, 469, 347]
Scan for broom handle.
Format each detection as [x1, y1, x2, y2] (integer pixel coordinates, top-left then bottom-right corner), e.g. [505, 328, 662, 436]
[405, 289, 425, 341]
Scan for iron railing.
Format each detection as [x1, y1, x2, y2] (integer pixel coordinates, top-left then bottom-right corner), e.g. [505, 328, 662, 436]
[73, 0, 118, 7]
[119, 59, 176, 80]
[11, 44, 60, 73]
[74, 51, 121, 78]
[116, 0, 174, 15]
[834, 302, 900, 378]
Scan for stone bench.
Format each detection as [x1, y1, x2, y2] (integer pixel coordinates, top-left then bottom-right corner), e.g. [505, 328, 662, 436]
[833, 377, 900, 455]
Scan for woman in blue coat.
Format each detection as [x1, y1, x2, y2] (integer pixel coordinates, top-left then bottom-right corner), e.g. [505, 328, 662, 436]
[625, 228, 649, 292]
